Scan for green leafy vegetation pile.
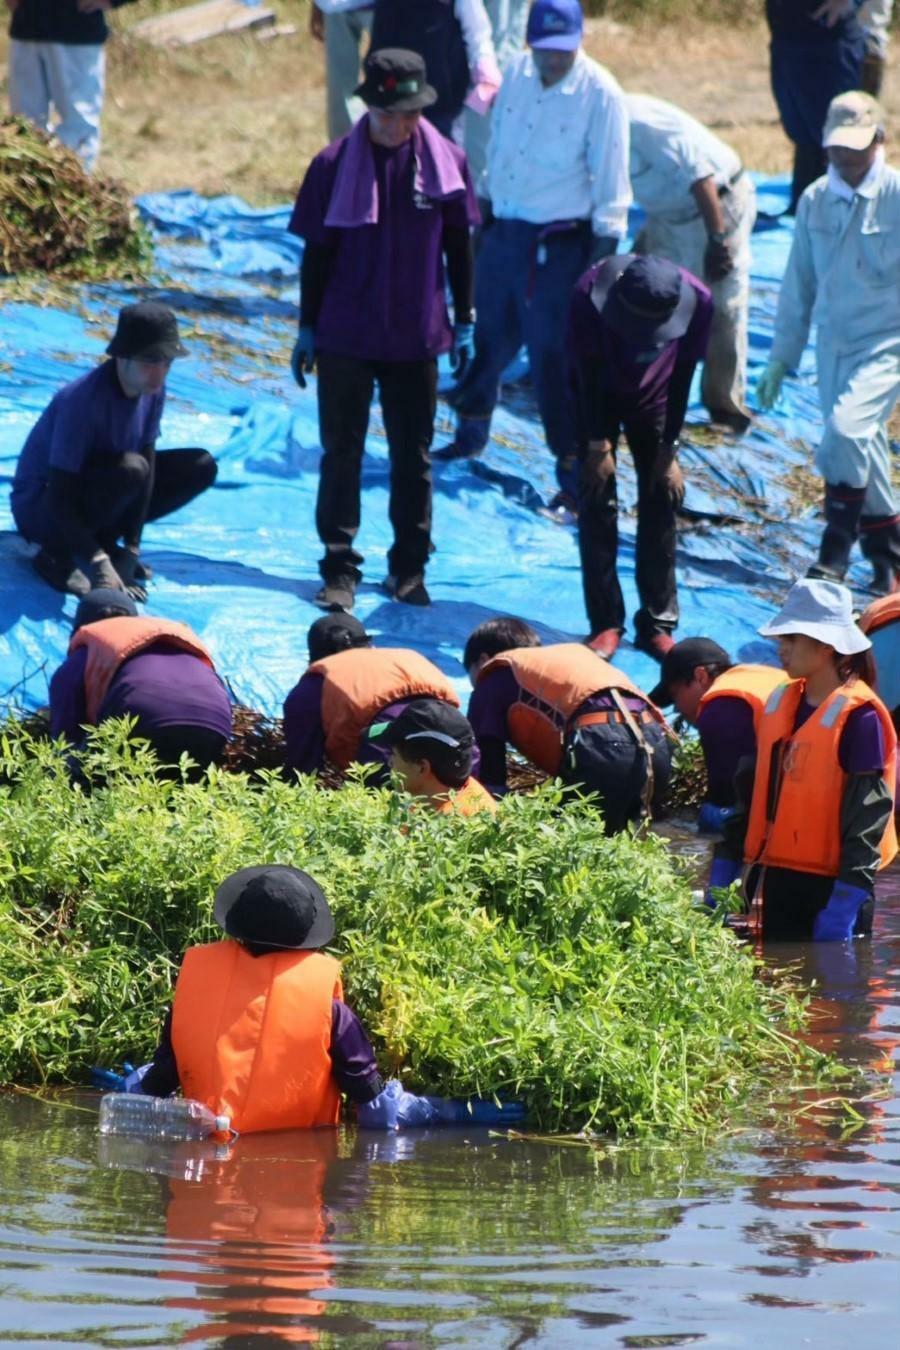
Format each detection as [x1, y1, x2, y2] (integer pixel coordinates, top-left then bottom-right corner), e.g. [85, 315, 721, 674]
[0, 720, 837, 1135]
[0, 118, 152, 279]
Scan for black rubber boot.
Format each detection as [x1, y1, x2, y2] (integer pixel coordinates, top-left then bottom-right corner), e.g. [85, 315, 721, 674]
[859, 515, 900, 595]
[807, 482, 866, 582]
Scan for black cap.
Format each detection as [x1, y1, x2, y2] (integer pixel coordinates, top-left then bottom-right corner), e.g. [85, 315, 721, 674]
[106, 302, 188, 362]
[591, 254, 697, 345]
[648, 637, 732, 707]
[371, 697, 473, 779]
[213, 865, 335, 951]
[307, 612, 372, 662]
[355, 48, 438, 111]
[74, 588, 139, 630]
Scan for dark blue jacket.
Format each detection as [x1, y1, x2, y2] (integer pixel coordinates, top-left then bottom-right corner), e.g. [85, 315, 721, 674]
[10, 0, 136, 46]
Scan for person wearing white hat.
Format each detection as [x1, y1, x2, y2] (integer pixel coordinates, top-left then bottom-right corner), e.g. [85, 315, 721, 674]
[707, 578, 897, 941]
[757, 91, 900, 597]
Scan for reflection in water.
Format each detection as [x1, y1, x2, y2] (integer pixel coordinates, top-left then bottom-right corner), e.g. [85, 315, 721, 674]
[0, 874, 896, 1347]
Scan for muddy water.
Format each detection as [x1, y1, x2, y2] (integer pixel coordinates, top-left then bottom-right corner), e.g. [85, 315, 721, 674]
[0, 880, 897, 1348]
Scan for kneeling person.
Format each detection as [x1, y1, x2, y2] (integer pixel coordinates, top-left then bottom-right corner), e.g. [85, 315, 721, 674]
[374, 697, 496, 815]
[12, 303, 217, 598]
[465, 616, 672, 832]
[49, 589, 232, 774]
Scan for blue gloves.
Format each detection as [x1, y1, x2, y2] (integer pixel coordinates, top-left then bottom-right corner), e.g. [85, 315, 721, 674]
[450, 323, 476, 382]
[704, 855, 742, 910]
[90, 1062, 151, 1093]
[697, 802, 737, 835]
[291, 327, 316, 388]
[812, 880, 870, 942]
[357, 1079, 525, 1130]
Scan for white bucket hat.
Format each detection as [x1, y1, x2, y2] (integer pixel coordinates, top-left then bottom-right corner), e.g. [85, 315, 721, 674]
[758, 579, 871, 655]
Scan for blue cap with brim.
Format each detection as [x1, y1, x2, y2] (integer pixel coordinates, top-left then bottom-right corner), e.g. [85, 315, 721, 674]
[527, 0, 583, 50]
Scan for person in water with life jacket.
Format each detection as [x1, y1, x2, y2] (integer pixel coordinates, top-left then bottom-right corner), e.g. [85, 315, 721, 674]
[283, 612, 472, 782]
[368, 697, 497, 815]
[48, 588, 232, 778]
[647, 636, 785, 834]
[100, 865, 523, 1132]
[464, 615, 672, 832]
[707, 579, 897, 942]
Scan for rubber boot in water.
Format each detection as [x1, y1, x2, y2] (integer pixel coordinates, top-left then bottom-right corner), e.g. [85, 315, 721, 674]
[859, 514, 900, 595]
[806, 482, 865, 583]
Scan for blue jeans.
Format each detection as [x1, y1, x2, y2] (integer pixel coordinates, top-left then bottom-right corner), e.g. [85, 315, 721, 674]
[448, 218, 592, 464]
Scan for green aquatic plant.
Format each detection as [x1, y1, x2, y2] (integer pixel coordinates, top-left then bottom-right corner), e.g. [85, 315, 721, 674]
[0, 719, 843, 1135]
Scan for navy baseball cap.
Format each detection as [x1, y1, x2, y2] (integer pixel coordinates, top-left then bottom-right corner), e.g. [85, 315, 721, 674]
[648, 637, 732, 708]
[527, 0, 583, 50]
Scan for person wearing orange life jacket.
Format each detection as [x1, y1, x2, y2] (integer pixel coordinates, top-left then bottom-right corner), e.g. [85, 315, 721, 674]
[48, 588, 232, 775]
[709, 579, 897, 941]
[283, 612, 470, 782]
[122, 864, 523, 1134]
[369, 697, 497, 815]
[648, 636, 785, 832]
[464, 615, 671, 832]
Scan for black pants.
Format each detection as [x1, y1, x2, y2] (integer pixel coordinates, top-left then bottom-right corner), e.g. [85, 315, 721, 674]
[27, 447, 216, 556]
[316, 351, 437, 582]
[577, 417, 678, 640]
[758, 867, 875, 941]
[133, 722, 227, 781]
[560, 716, 672, 834]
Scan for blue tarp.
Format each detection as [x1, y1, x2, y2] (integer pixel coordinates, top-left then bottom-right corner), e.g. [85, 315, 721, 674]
[0, 176, 881, 716]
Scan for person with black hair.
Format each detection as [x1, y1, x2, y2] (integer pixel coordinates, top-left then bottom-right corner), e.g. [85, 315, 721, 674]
[464, 615, 671, 831]
[283, 613, 463, 779]
[48, 588, 231, 775]
[709, 579, 896, 941]
[648, 636, 784, 827]
[370, 697, 496, 814]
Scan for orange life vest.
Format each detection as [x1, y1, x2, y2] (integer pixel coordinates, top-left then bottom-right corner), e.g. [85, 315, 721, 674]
[478, 643, 665, 775]
[306, 647, 460, 769]
[698, 664, 787, 729]
[858, 592, 900, 636]
[744, 677, 898, 877]
[433, 776, 497, 816]
[171, 941, 343, 1134]
[69, 616, 215, 724]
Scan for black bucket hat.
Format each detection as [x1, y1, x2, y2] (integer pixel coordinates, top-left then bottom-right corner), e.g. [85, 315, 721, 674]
[214, 865, 336, 951]
[106, 302, 188, 362]
[355, 48, 438, 112]
[591, 254, 697, 346]
[74, 588, 139, 630]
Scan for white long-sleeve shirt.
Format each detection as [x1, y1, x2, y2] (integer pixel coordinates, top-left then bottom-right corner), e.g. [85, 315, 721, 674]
[626, 93, 741, 223]
[486, 50, 631, 239]
[771, 154, 900, 367]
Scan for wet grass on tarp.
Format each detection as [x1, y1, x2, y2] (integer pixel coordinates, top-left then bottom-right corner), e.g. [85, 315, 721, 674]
[0, 719, 848, 1136]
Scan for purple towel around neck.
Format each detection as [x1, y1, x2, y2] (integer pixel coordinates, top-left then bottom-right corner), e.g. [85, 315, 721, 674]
[324, 115, 465, 228]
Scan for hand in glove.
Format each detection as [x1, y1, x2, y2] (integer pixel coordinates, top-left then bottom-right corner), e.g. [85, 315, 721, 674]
[697, 802, 737, 835]
[450, 323, 476, 382]
[357, 1079, 436, 1130]
[291, 327, 316, 389]
[422, 1095, 526, 1126]
[704, 234, 735, 282]
[90, 1062, 151, 1093]
[812, 880, 869, 942]
[756, 360, 787, 411]
[704, 855, 742, 910]
[581, 442, 615, 503]
[464, 57, 502, 115]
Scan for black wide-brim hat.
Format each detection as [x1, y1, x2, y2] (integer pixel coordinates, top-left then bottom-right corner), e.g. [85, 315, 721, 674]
[355, 47, 438, 112]
[214, 865, 336, 951]
[591, 253, 697, 345]
[106, 302, 188, 362]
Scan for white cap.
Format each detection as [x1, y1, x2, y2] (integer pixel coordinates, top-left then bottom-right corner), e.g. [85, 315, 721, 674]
[758, 578, 871, 655]
[822, 91, 882, 150]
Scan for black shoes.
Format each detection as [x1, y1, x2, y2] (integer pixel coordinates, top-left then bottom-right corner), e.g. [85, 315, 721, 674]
[32, 549, 90, 597]
[383, 574, 431, 606]
[314, 574, 358, 611]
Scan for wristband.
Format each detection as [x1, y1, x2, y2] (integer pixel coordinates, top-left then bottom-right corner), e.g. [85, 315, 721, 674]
[707, 230, 727, 244]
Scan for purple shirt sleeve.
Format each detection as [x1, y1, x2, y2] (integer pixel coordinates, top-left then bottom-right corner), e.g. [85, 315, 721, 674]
[283, 672, 326, 775]
[48, 646, 90, 743]
[329, 1000, 383, 1104]
[289, 145, 341, 245]
[839, 704, 886, 775]
[696, 696, 758, 807]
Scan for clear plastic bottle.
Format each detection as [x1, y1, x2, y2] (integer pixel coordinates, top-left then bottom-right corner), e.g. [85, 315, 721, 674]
[98, 1093, 230, 1141]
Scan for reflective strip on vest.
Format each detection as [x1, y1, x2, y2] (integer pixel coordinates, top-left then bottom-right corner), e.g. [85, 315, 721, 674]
[171, 942, 343, 1134]
[698, 664, 786, 732]
[744, 678, 898, 877]
[306, 648, 459, 770]
[69, 616, 214, 724]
